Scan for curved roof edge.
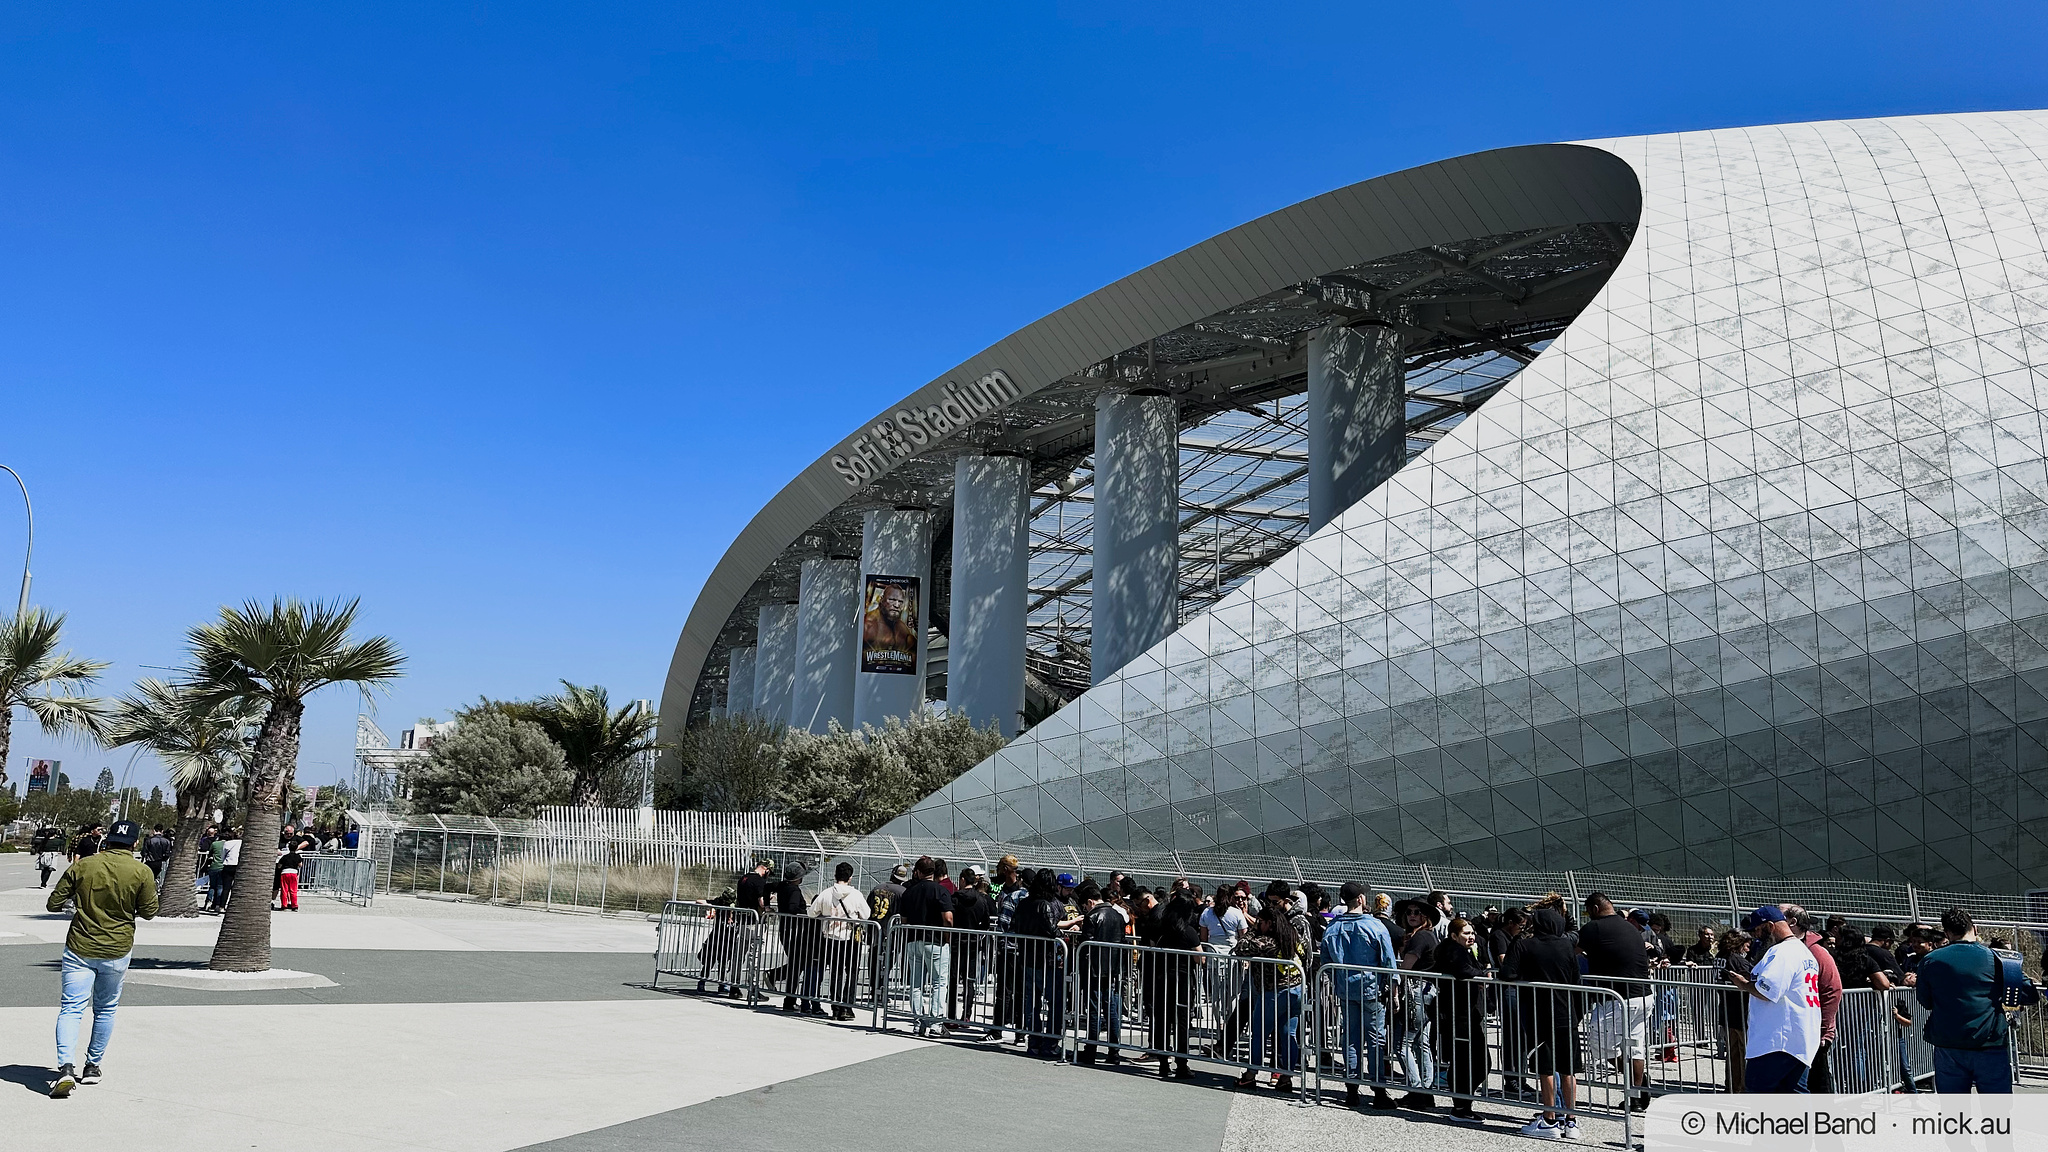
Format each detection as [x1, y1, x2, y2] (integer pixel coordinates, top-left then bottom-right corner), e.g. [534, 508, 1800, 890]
[658, 141, 1645, 749]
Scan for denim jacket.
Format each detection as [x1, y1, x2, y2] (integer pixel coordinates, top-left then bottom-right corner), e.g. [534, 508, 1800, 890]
[1320, 911, 1396, 1000]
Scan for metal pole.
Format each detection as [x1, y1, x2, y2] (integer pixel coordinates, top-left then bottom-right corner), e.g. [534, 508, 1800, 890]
[491, 833, 501, 903]
[439, 831, 449, 894]
[598, 838, 610, 914]
[0, 464, 32, 616]
[1728, 876, 1742, 922]
[1907, 884, 1922, 923]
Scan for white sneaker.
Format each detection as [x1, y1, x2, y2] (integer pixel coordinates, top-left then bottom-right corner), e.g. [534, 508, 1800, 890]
[1560, 1116, 1580, 1140]
[1521, 1116, 1561, 1140]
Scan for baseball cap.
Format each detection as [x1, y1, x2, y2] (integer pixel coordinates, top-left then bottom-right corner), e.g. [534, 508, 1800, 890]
[1749, 905, 1786, 925]
[106, 820, 141, 847]
[1055, 872, 1076, 888]
[889, 864, 910, 882]
[1627, 908, 1650, 924]
[959, 865, 983, 883]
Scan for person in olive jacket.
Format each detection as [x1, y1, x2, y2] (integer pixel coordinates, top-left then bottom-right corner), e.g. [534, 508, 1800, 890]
[45, 819, 159, 1098]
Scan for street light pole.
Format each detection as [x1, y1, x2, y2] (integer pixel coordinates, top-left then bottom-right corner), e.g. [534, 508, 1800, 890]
[0, 465, 30, 616]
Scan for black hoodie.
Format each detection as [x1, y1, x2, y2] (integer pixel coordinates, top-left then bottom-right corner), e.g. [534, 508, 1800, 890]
[1503, 909, 1581, 986]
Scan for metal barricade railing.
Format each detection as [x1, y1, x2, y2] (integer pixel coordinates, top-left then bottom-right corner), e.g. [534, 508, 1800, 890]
[2013, 998, 2047, 1084]
[1584, 970, 1732, 1098]
[754, 909, 885, 1022]
[298, 852, 376, 905]
[878, 923, 1072, 1057]
[1828, 986, 1907, 1093]
[653, 901, 762, 999]
[1065, 939, 1310, 1090]
[1307, 964, 1635, 1142]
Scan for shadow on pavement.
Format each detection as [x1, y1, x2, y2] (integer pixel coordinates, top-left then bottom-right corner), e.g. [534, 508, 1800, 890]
[0, 1064, 55, 1096]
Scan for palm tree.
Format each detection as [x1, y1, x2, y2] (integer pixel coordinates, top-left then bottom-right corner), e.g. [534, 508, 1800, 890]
[0, 608, 110, 790]
[106, 679, 260, 917]
[523, 682, 658, 807]
[188, 597, 403, 972]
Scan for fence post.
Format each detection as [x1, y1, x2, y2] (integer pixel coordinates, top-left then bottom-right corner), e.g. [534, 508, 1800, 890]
[545, 835, 557, 910]
[1908, 884, 1922, 922]
[1564, 870, 1580, 907]
[598, 838, 610, 914]
[670, 845, 684, 903]
[1172, 850, 1186, 878]
[1290, 857, 1304, 884]
[491, 833, 502, 903]
[1727, 876, 1742, 922]
[439, 831, 449, 894]
[1418, 862, 1434, 890]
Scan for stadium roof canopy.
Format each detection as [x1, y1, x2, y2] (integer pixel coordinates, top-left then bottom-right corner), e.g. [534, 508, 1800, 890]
[660, 143, 1642, 742]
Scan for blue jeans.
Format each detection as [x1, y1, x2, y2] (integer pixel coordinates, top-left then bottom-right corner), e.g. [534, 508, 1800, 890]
[1401, 983, 1436, 1089]
[904, 940, 950, 1026]
[1745, 1050, 1810, 1093]
[1897, 1035, 1917, 1092]
[1337, 994, 1388, 1084]
[1022, 962, 1065, 1057]
[1933, 1046, 2013, 1094]
[1081, 980, 1122, 1050]
[1250, 985, 1301, 1072]
[56, 950, 130, 1067]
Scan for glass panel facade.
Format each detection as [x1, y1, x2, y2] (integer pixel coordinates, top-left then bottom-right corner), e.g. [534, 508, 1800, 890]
[886, 113, 2048, 894]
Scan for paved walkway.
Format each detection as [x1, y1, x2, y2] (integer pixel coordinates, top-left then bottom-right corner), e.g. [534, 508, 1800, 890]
[0, 853, 1641, 1151]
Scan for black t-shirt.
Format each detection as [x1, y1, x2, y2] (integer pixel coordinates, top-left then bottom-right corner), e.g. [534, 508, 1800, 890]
[736, 871, 770, 915]
[897, 878, 954, 928]
[951, 888, 994, 933]
[1580, 913, 1653, 996]
[278, 850, 304, 872]
[1399, 925, 1440, 970]
[73, 835, 100, 858]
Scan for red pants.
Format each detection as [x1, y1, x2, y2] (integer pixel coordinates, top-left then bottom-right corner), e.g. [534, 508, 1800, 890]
[279, 871, 299, 909]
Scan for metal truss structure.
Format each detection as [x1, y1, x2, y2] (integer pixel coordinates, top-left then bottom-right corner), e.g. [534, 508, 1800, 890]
[695, 222, 1634, 721]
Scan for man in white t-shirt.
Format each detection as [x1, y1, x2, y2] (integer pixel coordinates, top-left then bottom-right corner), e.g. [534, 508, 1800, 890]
[1725, 904, 1820, 1092]
[1201, 887, 1252, 1057]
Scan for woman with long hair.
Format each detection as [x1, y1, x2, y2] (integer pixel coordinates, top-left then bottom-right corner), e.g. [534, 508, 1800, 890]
[1232, 899, 1305, 1092]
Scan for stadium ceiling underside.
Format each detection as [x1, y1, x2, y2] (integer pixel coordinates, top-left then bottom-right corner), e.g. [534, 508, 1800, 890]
[671, 150, 1640, 723]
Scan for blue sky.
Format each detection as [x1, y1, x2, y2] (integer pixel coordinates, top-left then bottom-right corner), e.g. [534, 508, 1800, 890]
[4, 3, 2046, 797]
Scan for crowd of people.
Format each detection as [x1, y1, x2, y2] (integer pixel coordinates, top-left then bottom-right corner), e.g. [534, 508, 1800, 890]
[690, 855, 2042, 1134]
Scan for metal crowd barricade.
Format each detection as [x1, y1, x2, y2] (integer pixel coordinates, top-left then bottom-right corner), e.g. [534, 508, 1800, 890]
[1063, 940, 1310, 1090]
[2013, 997, 2046, 1084]
[653, 901, 762, 999]
[298, 852, 376, 905]
[1308, 964, 1637, 1144]
[878, 923, 1072, 1057]
[1827, 987, 1907, 1093]
[1895, 988, 1937, 1091]
[753, 909, 885, 1022]
[1585, 970, 1736, 1098]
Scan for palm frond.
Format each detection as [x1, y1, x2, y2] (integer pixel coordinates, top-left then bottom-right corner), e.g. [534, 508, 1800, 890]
[0, 607, 110, 706]
[20, 692, 112, 740]
[186, 596, 404, 703]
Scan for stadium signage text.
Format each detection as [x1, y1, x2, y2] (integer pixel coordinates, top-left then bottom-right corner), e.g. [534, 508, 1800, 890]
[830, 370, 1024, 488]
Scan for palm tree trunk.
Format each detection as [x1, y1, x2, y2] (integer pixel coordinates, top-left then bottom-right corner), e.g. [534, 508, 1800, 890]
[209, 698, 301, 972]
[0, 707, 11, 797]
[157, 789, 210, 918]
[572, 765, 602, 807]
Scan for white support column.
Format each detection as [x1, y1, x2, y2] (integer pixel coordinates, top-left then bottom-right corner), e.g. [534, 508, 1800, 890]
[1092, 390, 1179, 684]
[753, 603, 798, 727]
[853, 507, 931, 728]
[1307, 323, 1405, 533]
[792, 557, 859, 733]
[950, 454, 1029, 737]
[725, 646, 757, 717]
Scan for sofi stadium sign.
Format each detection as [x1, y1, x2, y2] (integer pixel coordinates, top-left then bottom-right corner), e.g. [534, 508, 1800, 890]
[829, 370, 1024, 488]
